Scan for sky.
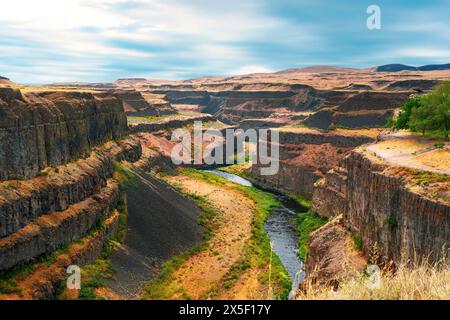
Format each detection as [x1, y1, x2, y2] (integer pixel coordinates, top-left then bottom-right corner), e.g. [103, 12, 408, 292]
[0, 0, 449, 84]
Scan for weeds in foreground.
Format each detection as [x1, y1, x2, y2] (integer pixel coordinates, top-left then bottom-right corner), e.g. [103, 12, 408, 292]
[298, 259, 450, 300]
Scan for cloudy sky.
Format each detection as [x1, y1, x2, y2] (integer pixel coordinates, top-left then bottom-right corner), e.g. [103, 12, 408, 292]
[0, 0, 449, 83]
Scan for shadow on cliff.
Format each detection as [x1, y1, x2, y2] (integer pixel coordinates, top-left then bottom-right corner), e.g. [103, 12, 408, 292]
[107, 168, 204, 299]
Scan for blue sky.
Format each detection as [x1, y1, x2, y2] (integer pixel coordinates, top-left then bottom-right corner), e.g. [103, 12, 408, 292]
[0, 0, 449, 84]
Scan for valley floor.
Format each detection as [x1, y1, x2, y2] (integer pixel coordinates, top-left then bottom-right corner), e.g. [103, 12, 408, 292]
[143, 169, 290, 300]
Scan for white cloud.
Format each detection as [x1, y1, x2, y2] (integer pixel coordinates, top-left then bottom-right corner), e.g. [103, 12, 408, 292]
[231, 65, 273, 75]
[390, 48, 450, 59]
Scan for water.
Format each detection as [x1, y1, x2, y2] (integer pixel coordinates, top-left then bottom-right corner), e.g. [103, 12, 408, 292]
[205, 170, 305, 297]
[204, 170, 253, 187]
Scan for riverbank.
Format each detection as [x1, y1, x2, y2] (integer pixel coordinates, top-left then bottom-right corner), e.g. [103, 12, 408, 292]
[143, 168, 291, 300]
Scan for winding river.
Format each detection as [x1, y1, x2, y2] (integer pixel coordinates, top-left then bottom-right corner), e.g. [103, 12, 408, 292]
[205, 170, 305, 296]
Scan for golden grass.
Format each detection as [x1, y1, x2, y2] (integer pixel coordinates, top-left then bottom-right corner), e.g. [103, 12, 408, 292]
[298, 259, 449, 300]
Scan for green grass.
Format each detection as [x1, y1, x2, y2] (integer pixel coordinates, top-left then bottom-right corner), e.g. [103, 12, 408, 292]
[352, 232, 362, 251]
[289, 193, 312, 210]
[289, 193, 328, 262]
[77, 250, 115, 300]
[113, 161, 139, 188]
[116, 192, 129, 243]
[385, 215, 398, 228]
[296, 210, 328, 262]
[409, 169, 449, 185]
[180, 168, 291, 299]
[218, 163, 252, 180]
[143, 192, 221, 300]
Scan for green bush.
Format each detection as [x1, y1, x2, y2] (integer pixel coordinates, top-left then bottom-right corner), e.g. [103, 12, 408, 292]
[391, 80, 449, 139]
[353, 232, 362, 251]
[385, 215, 398, 228]
[393, 98, 422, 130]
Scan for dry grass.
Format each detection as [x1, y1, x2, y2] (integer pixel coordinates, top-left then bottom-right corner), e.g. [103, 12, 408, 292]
[297, 259, 449, 300]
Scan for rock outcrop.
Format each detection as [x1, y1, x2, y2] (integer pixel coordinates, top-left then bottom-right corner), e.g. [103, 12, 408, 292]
[305, 215, 366, 287]
[251, 129, 375, 196]
[129, 114, 214, 133]
[0, 138, 141, 238]
[312, 164, 347, 217]
[344, 150, 449, 264]
[0, 87, 142, 286]
[0, 181, 119, 272]
[0, 88, 128, 181]
[311, 145, 449, 265]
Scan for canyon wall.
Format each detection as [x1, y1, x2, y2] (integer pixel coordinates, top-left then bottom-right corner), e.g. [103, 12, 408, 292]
[0, 88, 128, 181]
[147, 86, 411, 129]
[344, 150, 449, 264]
[310, 147, 449, 266]
[251, 129, 375, 196]
[0, 88, 142, 281]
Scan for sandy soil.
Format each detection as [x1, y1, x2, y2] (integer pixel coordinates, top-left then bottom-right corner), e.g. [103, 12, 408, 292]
[278, 126, 382, 139]
[159, 175, 267, 300]
[365, 134, 450, 174]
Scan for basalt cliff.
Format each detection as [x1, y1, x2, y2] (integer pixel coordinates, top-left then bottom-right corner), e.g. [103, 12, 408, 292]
[0, 87, 141, 299]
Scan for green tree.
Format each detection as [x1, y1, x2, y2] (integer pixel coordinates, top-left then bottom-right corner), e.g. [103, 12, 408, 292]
[409, 81, 449, 139]
[393, 98, 421, 130]
[391, 80, 449, 139]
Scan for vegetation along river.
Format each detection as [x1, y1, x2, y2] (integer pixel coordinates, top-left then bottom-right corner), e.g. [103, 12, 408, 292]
[205, 170, 305, 296]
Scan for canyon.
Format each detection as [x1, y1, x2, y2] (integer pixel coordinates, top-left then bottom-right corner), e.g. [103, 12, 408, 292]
[0, 66, 448, 299]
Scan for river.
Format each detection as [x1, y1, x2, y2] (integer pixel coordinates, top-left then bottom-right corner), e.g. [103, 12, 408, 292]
[205, 170, 305, 297]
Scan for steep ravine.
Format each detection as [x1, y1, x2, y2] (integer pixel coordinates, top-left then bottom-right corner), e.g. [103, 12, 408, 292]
[106, 167, 204, 299]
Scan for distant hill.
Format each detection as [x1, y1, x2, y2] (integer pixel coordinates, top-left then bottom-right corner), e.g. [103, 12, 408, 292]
[276, 66, 362, 74]
[0, 76, 13, 85]
[376, 63, 450, 72]
[46, 81, 115, 88]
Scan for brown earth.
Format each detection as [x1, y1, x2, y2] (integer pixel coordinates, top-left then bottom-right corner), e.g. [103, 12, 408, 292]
[154, 174, 267, 300]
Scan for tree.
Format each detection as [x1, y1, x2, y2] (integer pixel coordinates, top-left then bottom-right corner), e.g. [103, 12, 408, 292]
[409, 81, 449, 139]
[391, 80, 449, 139]
[392, 98, 421, 130]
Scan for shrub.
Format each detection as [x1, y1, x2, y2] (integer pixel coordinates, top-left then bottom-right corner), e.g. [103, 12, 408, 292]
[385, 215, 398, 227]
[352, 232, 362, 251]
[391, 80, 449, 139]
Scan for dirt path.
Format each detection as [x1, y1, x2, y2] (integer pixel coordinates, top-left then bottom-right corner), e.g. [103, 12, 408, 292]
[155, 175, 267, 300]
[366, 133, 450, 174]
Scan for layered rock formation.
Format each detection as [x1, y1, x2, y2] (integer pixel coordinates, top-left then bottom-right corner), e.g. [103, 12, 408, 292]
[312, 164, 347, 217]
[344, 150, 449, 264]
[251, 129, 375, 196]
[0, 139, 141, 239]
[0, 88, 128, 181]
[129, 114, 214, 133]
[310, 141, 449, 266]
[0, 87, 142, 288]
[114, 89, 176, 117]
